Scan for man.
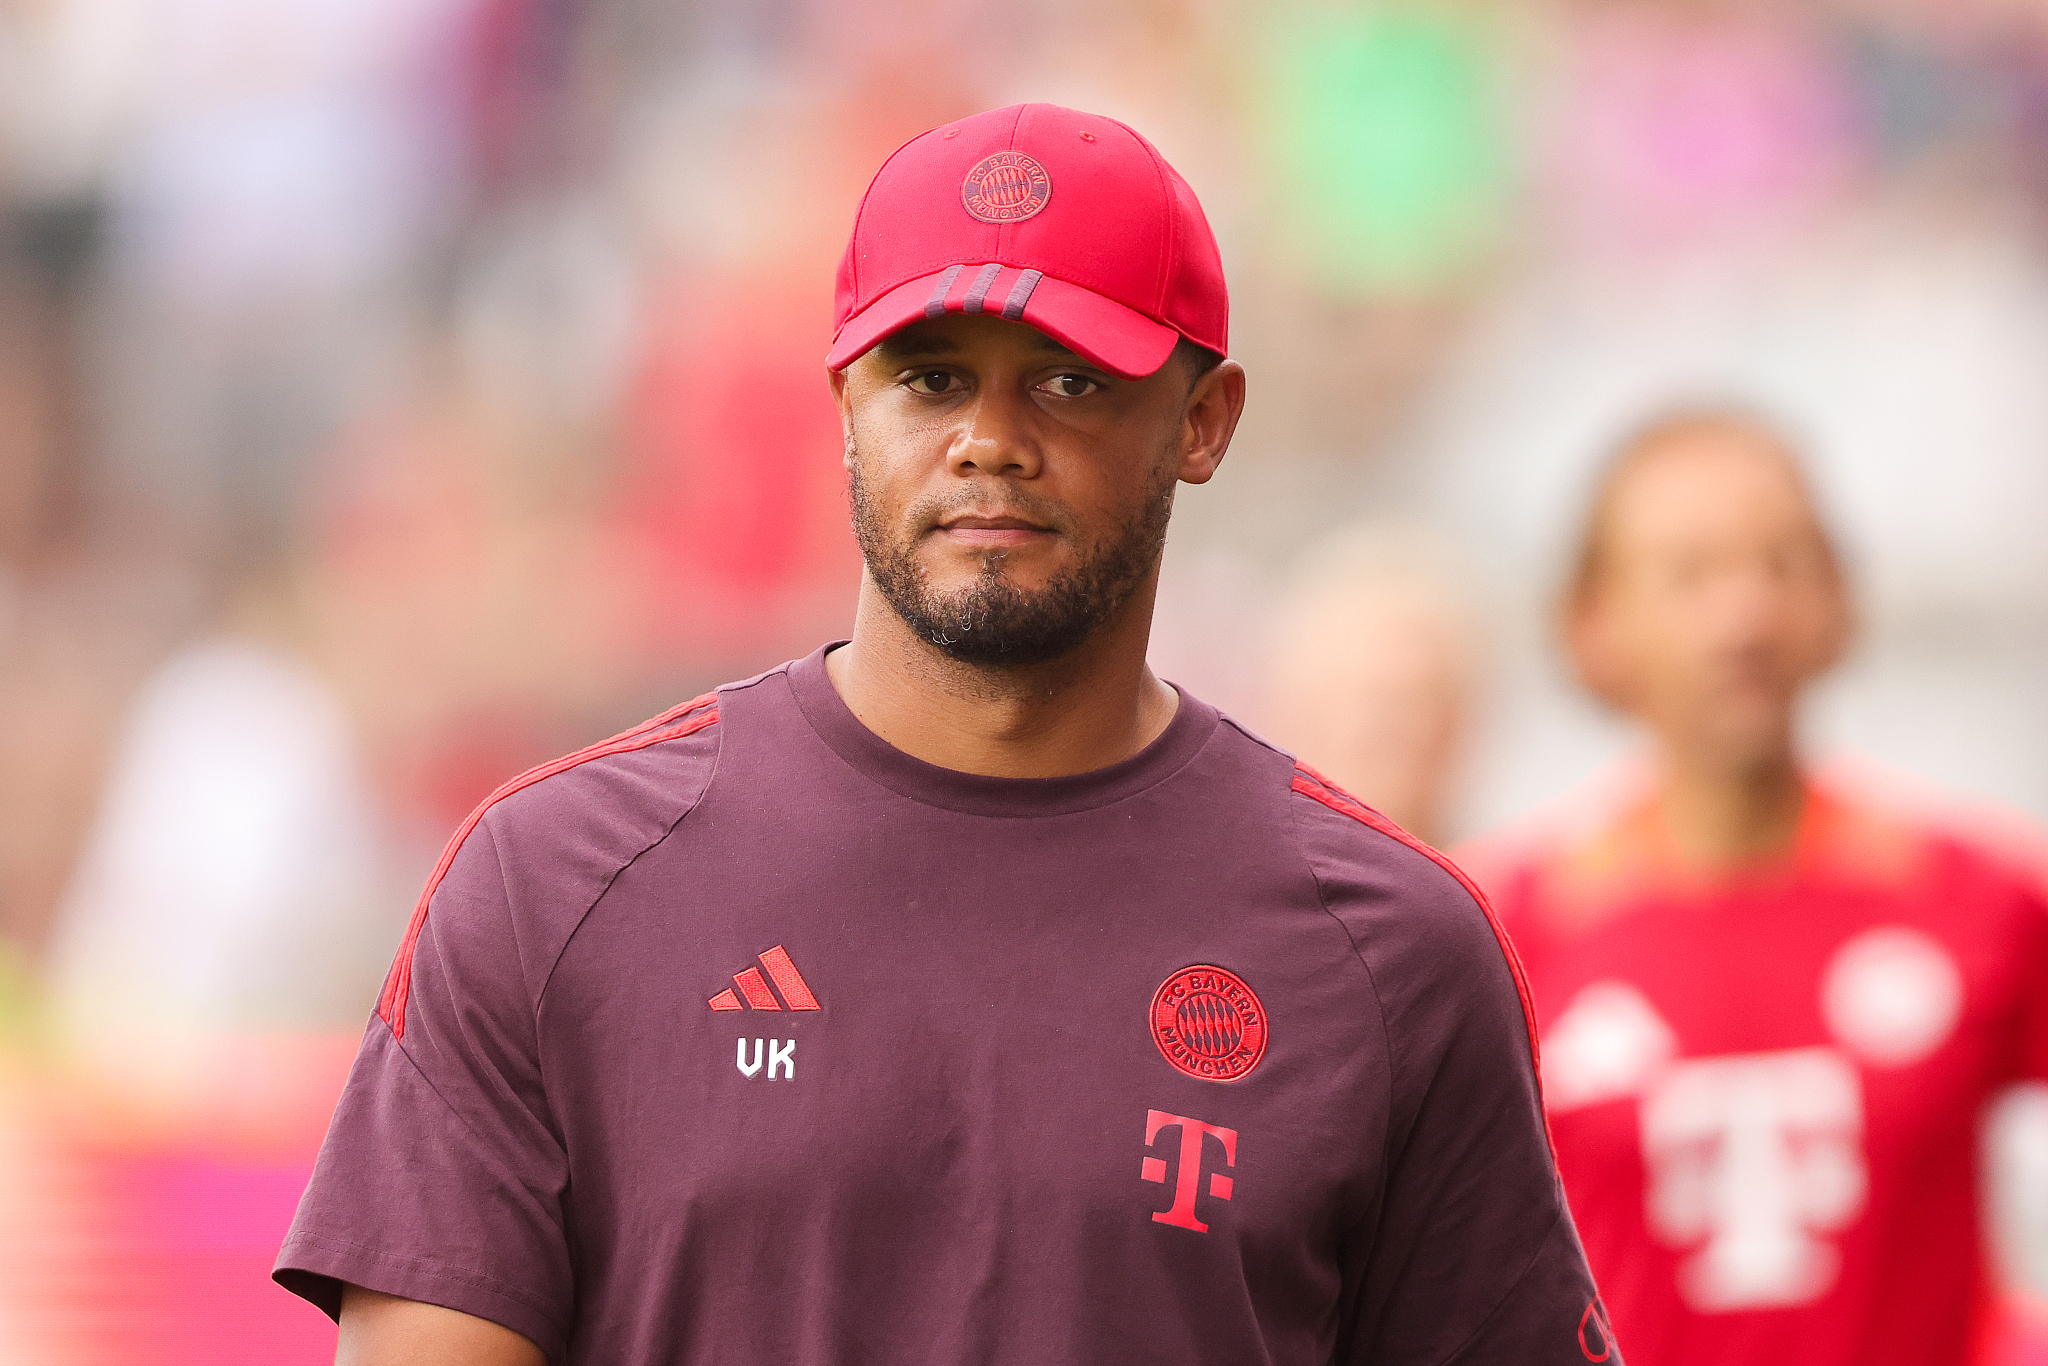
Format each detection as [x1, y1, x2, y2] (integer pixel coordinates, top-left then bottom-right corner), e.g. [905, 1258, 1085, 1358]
[275, 103, 1607, 1365]
[1466, 409, 2048, 1365]
[1262, 521, 1477, 848]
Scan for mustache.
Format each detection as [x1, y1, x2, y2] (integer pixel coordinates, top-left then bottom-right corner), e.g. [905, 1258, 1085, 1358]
[905, 483, 1074, 538]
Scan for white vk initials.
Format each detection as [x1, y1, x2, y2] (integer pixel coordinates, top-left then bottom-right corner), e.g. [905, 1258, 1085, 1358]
[735, 1038, 795, 1080]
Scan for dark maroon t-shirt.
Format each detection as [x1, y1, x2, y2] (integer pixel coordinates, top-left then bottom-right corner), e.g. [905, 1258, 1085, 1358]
[276, 645, 1612, 1364]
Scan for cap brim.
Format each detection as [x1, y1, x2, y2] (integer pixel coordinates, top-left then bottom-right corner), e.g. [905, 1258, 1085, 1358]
[827, 267, 1183, 380]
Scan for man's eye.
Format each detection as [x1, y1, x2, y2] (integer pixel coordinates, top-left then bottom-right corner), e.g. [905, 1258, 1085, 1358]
[905, 372, 958, 396]
[1042, 373, 1099, 398]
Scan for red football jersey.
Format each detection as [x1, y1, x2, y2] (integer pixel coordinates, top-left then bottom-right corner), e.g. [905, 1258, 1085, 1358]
[1469, 776, 2048, 1366]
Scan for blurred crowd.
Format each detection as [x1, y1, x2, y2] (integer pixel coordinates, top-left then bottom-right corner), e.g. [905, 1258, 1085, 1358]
[3, 0, 2048, 1360]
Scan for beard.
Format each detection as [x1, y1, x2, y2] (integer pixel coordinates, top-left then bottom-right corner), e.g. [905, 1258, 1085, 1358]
[849, 449, 1176, 668]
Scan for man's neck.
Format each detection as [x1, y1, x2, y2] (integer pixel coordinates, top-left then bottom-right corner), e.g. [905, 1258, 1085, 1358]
[823, 573, 1179, 778]
[1654, 741, 1807, 872]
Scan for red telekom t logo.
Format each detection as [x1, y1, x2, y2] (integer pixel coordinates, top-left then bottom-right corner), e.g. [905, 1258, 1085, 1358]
[1142, 1109, 1238, 1232]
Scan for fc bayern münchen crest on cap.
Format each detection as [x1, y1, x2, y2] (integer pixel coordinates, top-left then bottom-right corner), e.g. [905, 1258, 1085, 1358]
[1150, 964, 1269, 1082]
[961, 151, 1052, 224]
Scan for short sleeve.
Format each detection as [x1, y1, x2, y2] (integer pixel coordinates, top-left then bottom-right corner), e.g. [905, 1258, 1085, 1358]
[1335, 962, 1614, 1365]
[1293, 789, 1616, 1365]
[274, 820, 572, 1360]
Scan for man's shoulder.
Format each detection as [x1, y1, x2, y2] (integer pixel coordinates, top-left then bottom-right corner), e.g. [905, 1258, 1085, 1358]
[1285, 762, 1543, 1086]
[1284, 760, 1490, 919]
[1283, 760, 1534, 1005]
[481, 689, 729, 853]
[377, 687, 744, 1036]
[1808, 761, 2048, 898]
[465, 654, 814, 885]
[1196, 714, 1488, 918]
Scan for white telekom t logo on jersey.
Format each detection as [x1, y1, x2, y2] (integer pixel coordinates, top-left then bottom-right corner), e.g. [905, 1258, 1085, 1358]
[1543, 927, 1963, 1312]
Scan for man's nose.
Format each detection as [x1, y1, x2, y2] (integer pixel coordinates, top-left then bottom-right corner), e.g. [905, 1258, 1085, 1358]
[949, 388, 1043, 479]
[1695, 564, 1799, 657]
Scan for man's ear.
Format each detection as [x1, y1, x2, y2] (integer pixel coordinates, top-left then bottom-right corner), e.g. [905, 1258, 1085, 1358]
[1176, 359, 1246, 486]
[827, 366, 854, 471]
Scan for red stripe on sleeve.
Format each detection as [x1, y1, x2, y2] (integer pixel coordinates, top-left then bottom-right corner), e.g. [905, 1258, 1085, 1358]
[1289, 763, 1550, 1125]
[376, 692, 721, 1041]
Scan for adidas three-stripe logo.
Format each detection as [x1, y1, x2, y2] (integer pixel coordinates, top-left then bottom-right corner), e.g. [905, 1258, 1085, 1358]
[708, 945, 820, 1011]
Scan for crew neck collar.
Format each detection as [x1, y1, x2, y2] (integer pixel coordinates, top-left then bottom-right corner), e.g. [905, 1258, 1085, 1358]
[783, 642, 1219, 818]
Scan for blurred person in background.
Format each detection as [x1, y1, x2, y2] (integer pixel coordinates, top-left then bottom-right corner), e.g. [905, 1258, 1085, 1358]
[274, 102, 1606, 1366]
[1464, 408, 2048, 1366]
[44, 562, 402, 1119]
[1261, 521, 1477, 848]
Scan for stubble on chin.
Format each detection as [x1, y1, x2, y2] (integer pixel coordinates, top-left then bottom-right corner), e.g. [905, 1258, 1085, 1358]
[846, 447, 1176, 669]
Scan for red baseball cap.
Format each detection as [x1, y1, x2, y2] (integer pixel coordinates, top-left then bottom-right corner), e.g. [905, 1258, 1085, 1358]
[827, 103, 1228, 380]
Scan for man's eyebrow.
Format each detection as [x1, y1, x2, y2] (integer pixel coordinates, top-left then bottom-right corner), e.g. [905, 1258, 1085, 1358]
[1033, 333, 1083, 359]
[875, 330, 958, 360]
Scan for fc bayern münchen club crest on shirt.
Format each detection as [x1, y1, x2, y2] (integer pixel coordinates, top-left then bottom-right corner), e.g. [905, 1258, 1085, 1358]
[961, 152, 1052, 223]
[1151, 965, 1269, 1082]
